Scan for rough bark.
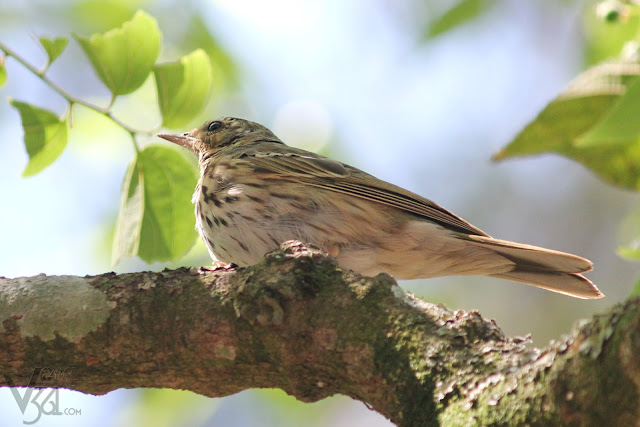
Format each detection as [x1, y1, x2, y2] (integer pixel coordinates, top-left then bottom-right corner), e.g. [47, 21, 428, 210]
[0, 241, 637, 426]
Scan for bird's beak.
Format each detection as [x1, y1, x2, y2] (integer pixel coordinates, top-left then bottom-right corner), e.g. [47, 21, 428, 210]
[157, 132, 199, 150]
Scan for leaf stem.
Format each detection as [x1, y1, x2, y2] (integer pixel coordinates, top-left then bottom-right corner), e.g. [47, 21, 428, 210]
[0, 41, 157, 149]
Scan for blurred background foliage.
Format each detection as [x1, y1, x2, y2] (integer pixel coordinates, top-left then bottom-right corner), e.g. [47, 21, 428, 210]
[1, 0, 640, 425]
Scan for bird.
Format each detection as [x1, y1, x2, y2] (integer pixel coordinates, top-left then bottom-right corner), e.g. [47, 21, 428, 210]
[158, 117, 603, 299]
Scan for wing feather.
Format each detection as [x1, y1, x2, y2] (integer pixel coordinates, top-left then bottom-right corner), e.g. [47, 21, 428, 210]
[241, 151, 488, 236]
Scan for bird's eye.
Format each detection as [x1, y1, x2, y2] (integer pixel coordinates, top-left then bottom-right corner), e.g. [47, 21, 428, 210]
[207, 121, 223, 132]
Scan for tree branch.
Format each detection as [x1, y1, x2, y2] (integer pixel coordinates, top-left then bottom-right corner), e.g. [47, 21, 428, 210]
[0, 241, 637, 426]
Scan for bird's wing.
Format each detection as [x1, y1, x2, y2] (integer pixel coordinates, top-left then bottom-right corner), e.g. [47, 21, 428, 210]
[240, 150, 489, 236]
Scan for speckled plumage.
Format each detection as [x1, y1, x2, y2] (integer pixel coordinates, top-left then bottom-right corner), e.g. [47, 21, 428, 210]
[158, 117, 603, 299]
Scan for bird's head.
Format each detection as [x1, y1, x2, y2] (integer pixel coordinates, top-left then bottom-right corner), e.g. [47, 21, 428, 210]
[157, 117, 281, 162]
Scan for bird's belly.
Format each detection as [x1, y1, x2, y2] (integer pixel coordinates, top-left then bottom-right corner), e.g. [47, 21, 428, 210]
[194, 183, 334, 266]
[195, 197, 276, 266]
[193, 180, 398, 267]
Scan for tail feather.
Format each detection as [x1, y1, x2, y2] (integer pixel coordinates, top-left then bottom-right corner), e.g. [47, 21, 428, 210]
[463, 235, 603, 299]
[491, 269, 603, 299]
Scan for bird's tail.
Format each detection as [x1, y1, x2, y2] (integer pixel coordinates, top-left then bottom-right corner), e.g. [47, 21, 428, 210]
[463, 235, 603, 299]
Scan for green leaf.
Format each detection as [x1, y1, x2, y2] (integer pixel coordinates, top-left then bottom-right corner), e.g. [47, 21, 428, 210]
[154, 49, 212, 129]
[112, 145, 198, 264]
[494, 61, 640, 190]
[112, 155, 144, 265]
[74, 10, 161, 96]
[10, 100, 68, 177]
[583, 7, 640, 65]
[137, 146, 198, 262]
[630, 277, 640, 297]
[0, 58, 6, 88]
[617, 209, 640, 261]
[426, 0, 494, 38]
[70, 0, 147, 33]
[39, 37, 68, 65]
[577, 76, 640, 146]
